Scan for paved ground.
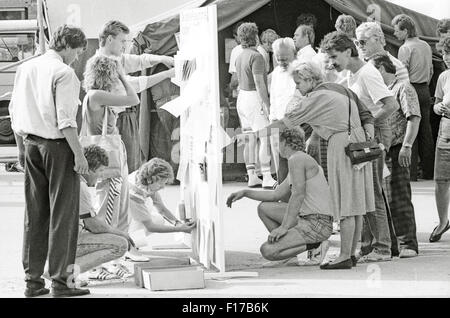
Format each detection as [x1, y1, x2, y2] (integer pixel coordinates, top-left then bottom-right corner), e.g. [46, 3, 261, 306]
[1, 165, 449, 298]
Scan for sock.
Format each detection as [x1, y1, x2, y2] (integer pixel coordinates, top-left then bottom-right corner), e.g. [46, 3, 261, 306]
[262, 169, 272, 179]
[246, 165, 256, 176]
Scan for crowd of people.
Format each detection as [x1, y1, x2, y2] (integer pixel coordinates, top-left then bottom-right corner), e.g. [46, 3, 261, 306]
[6, 11, 450, 297]
[226, 15, 450, 269]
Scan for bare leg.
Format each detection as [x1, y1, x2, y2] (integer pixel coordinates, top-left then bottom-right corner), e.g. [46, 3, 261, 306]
[260, 229, 308, 261]
[435, 181, 450, 232]
[257, 202, 287, 232]
[352, 215, 363, 256]
[331, 216, 355, 263]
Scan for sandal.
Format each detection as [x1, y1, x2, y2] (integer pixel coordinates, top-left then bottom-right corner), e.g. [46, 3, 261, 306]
[429, 221, 450, 243]
[87, 267, 120, 280]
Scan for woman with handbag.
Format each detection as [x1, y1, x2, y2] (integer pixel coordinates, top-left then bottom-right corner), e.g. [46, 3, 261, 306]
[248, 60, 376, 269]
[82, 55, 140, 275]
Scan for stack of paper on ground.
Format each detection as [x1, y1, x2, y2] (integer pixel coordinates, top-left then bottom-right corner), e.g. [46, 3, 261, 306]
[134, 257, 191, 288]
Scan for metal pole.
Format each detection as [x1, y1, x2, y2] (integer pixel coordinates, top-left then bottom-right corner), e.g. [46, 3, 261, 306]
[37, 0, 46, 54]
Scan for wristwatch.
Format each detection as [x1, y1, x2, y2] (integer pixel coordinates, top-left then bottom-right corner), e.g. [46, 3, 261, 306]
[402, 142, 412, 148]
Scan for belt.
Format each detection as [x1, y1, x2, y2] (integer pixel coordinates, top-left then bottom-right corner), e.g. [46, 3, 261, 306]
[124, 106, 137, 113]
[26, 134, 66, 142]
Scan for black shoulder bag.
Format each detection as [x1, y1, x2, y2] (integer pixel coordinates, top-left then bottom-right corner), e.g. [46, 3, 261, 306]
[343, 90, 382, 165]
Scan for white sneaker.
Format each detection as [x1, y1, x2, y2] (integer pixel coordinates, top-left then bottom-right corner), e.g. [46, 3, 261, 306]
[248, 174, 263, 188]
[87, 267, 120, 281]
[299, 240, 330, 266]
[357, 251, 392, 263]
[399, 249, 418, 258]
[107, 263, 134, 279]
[124, 251, 150, 262]
[262, 175, 277, 189]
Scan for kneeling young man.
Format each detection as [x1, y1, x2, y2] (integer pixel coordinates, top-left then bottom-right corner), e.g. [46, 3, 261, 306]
[76, 145, 136, 281]
[227, 127, 333, 265]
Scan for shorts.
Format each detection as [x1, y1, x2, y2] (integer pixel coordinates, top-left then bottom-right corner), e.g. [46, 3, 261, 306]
[434, 142, 450, 183]
[236, 90, 269, 132]
[294, 214, 333, 244]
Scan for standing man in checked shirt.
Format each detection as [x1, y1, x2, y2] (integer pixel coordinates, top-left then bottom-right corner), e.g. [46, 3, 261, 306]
[392, 14, 435, 181]
[9, 25, 90, 298]
[371, 53, 421, 258]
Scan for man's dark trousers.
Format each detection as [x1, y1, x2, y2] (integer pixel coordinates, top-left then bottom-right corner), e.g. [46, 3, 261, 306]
[22, 135, 80, 289]
[410, 83, 435, 180]
[385, 143, 419, 253]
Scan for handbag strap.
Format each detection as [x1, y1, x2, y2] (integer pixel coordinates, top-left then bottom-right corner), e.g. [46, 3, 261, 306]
[344, 88, 352, 138]
[80, 95, 89, 137]
[101, 106, 108, 136]
[80, 92, 109, 137]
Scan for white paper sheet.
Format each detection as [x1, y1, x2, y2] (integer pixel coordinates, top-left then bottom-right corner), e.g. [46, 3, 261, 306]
[161, 96, 189, 118]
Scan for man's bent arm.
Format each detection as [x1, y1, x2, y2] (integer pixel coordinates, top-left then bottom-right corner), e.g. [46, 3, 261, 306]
[373, 96, 399, 123]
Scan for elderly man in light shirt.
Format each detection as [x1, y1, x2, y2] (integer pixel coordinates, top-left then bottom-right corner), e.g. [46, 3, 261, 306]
[293, 24, 318, 63]
[355, 22, 409, 83]
[269, 38, 297, 185]
[9, 25, 90, 298]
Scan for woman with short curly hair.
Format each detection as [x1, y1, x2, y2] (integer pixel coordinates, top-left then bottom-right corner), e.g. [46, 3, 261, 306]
[127, 158, 196, 247]
[335, 14, 357, 39]
[82, 55, 139, 135]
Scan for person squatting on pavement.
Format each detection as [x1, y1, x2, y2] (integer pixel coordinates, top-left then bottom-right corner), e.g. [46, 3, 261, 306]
[227, 127, 333, 267]
[127, 158, 196, 248]
[76, 145, 134, 281]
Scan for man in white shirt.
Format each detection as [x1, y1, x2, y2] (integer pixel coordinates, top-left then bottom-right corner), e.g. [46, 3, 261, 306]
[355, 22, 409, 83]
[293, 25, 317, 63]
[321, 31, 399, 263]
[9, 25, 90, 298]
[269, 38, 297, 184]
[97, 20, 175, 174]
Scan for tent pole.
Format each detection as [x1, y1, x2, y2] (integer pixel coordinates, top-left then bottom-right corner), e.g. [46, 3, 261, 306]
[37, 0, 46, 54]
[271, 0, 281, 34]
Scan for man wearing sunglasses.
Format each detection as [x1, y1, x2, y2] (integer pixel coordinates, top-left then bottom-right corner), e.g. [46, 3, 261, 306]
[355, 22, 409, 83]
